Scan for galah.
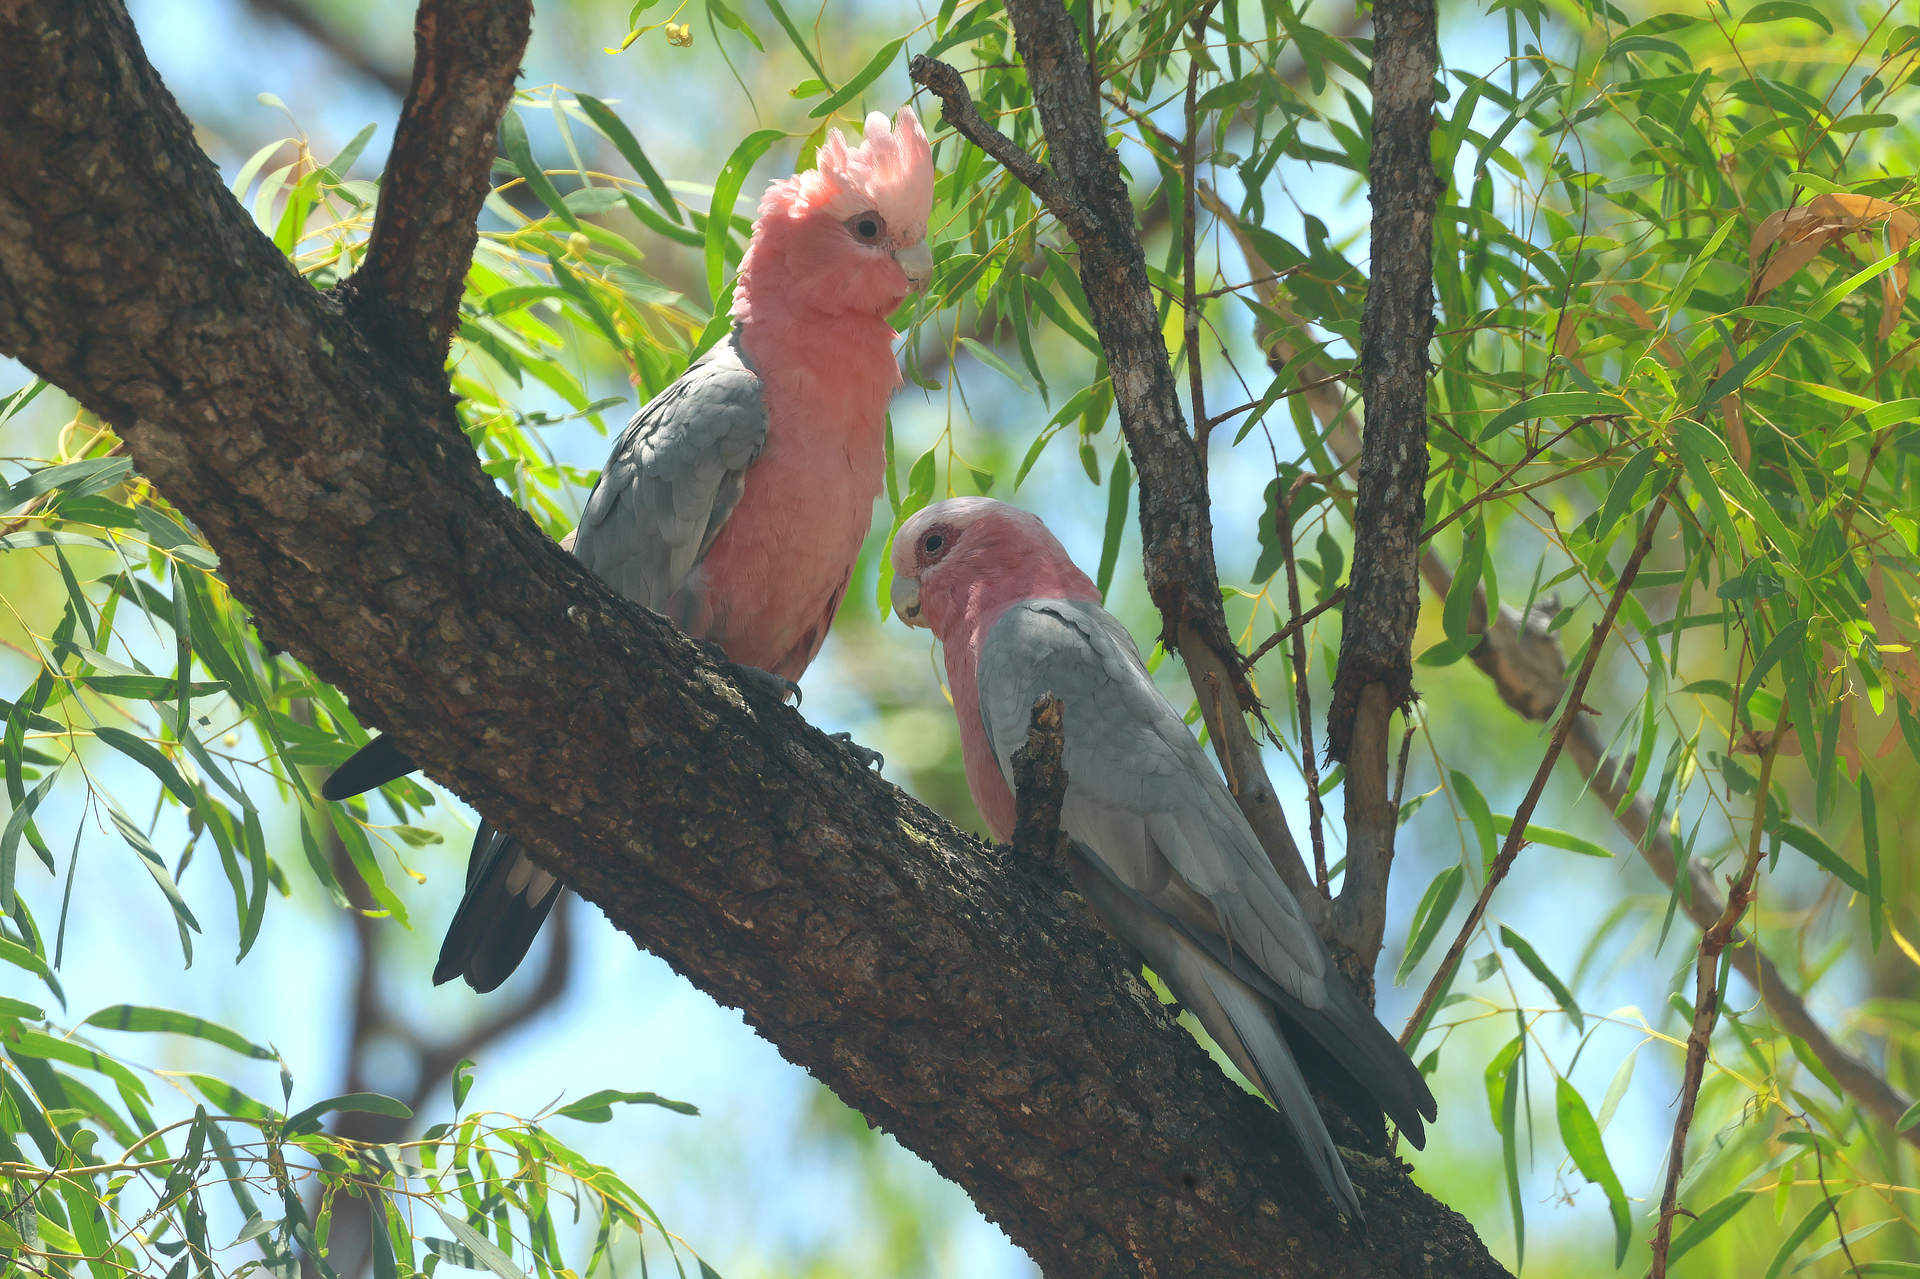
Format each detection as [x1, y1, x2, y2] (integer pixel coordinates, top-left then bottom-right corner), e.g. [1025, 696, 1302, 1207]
[323, 108, 936, 992]
[889, 497, 1435, 1221]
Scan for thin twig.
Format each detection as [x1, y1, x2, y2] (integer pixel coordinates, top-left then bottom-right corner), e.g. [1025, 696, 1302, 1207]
[1400, 487, 1673, 1047]
[1649, 727, 1781, 1277]
[1280, 479, 1328, 892]
[1245, 587, 1346, 669]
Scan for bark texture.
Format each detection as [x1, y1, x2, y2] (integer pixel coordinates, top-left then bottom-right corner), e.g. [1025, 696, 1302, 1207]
[0, 0, 1512, 1274]
[1325, 0, 1438, 762]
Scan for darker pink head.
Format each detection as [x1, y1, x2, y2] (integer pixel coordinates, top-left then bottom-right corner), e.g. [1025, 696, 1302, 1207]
[735, 107, 935, 322]
[890, 498, 1101, 641]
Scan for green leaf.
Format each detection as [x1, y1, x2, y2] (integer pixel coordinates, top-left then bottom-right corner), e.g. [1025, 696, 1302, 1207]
[1478, 391, 1621, 441]
[430, 1205, 531, 1279]
[92, 726, 196, 806]
[109, 802, 201, 960]
[706, 129, 786, 300]
[0, 995, 44, 1020]
[0, 768, 57, 913]
[1669, 1189, 1756, 1265]
[1697, 322, 1801, 410]
[1452, 769, 1498, 874]
[959, 336, 1033, 391]
[284, 1092, 413, 1136]
[1554, 1078, 1629, 1264]
[808, 37, 906, 119]
[1775, 821, 1868, 893]
[1395, 864, 1464, 985]
[554, 1089, 700, 1122]
[574, 94, 680, 222]
[1442, 521, 1486, 648]
[1896, 1098, 1920, 1132]
[453, 1058, 476, 1111]
[1, 457, 134, 509]
[760, 0, 831, 82]
[1593, 446, 1660, 548]
[499, 109, 580, 231]
[83, 1005, 274, 1059]
[1095, 449, 1132, 601]
[1766, 1200, 1840, 1279]
[1742, 1, 1833, 33]
[1499, 927, 1583, 1031]
[1735, 618, 1808, 729]
[1489, 814, 1612, 858]
[319, 122, 377, 181]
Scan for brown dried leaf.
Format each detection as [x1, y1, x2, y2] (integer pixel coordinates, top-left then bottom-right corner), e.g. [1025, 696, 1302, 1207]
[1608, 295, 1683, 365]
[1756, 237, 1829, 295]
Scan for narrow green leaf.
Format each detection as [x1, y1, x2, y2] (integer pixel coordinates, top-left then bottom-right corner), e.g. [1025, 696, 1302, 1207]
[108, 803, 201, 960]
[808, 37, 906, 118]
[92, 726, 195, 806]
[1735, 618, 1808, 729]
[555, 1089, 700, 1122]
[1396, 864, 1464, 985]
[706, 129, 786, 300]
[1489, 814, 1613, 858]
[1095, 450, 1132, 601]
[499, 110, 580, 230]
[1775, 821, 1868, 892]
[1500, 927, 1583, 1031]
[1895, 1098, 1920, 1132]
[83, 1005, 273, 1059]
[1452, 769, 1499, 874]
[1554, 1078, 1629, 1264]
[430, 1205, 530, 1279]
[1443, 521, 1486, 648]
[1669, 1190, 1756, 1265]
[760, 0, 831, 83]
[959, 336, 1033, 391]
[1478, 391, 1620, 441]
[1765, 1200, 1839, 1279]
[453, 1058, 476, 1111]
[284, 1092, 413, 1137]
[1861, 773, 1882, 951]
[1697, 322, 1801, 411]
[1594, 447, 1660, 547]
[574, 94, 680, 222]
[0, 768, 58, 913]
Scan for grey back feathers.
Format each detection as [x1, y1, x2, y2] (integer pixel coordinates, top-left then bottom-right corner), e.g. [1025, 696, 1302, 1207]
[975, 598, 1436, 1222]
[572, 331, 767, 625]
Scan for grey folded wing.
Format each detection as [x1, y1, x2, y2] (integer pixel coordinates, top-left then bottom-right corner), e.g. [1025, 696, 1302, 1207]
[572, 331, 768, 614]
[976, 598, 1329, 1006]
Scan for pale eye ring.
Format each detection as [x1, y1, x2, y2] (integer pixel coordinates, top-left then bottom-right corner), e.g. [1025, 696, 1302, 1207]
[924, 533, 945, 553]
[846, 211, 888, 244]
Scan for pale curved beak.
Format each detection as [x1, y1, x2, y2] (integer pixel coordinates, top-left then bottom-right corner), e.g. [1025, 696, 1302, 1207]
[893, 240, 934, 290]
[891, 574, 926, 628]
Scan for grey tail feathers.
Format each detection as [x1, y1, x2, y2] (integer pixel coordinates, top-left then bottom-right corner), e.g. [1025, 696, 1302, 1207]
[433, 822, 565, 993]
[322, 734, 418, 801]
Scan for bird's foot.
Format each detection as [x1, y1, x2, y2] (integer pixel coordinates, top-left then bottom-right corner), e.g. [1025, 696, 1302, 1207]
[829, 732, 884, 771]
[731, 663, 802, 705]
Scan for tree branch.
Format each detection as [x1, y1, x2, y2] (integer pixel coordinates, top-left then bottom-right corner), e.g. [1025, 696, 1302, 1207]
[336, 0, 530, 372]
[0, 1, 1505, 1272]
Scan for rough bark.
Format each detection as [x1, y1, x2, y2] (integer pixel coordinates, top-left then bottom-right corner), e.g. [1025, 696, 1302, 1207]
[1325, 0, 1437, 763]
[0, 0, 1509, 1273]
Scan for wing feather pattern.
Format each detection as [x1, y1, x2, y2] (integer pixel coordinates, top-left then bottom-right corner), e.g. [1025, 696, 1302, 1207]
[976, 598, 1437, 1218]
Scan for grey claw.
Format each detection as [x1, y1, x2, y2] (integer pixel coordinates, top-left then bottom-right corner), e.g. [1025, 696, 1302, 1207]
[732, 663, 801, 705]
[830, 732, 884, 770]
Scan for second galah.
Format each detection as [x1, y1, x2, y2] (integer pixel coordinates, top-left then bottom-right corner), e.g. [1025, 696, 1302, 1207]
[890, 497, 1435, 1222]
[324, 108, 936, 992]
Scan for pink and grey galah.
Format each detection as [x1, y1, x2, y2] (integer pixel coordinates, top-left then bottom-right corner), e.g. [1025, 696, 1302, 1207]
[889, 497, 1436, 1223]
[324, 107, 936, 993]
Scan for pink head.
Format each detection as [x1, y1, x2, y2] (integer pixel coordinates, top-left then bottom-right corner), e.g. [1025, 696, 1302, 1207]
[891, 498, 1101, 640]
[735, 106, 936, 322]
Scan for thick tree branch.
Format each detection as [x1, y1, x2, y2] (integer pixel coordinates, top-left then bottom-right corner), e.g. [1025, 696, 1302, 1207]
[0, 1, 1504, 1273]
[1325, 0, 1437, 992]
[337, 0, 530, 372]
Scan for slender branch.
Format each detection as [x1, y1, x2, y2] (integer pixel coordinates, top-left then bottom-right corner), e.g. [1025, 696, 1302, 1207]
[1400, 491, 1671, 1047]
[1649, 732, 1779, 1278]
[1245, 587, 1346, 668]
[338, 0, 531, 372]
[1280, 484, 1329, 893]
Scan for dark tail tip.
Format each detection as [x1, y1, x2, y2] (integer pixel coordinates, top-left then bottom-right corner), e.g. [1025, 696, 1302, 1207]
[322, 734, 419, 801]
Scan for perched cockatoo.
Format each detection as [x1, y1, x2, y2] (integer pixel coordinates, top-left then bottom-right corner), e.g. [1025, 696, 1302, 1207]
[324, 108, 937, 992]
[889, 497, 1435, 1222]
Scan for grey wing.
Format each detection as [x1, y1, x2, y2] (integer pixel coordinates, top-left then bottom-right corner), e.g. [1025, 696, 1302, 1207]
[572, 331, 767, 613]
[976, 599, 1328, 1008]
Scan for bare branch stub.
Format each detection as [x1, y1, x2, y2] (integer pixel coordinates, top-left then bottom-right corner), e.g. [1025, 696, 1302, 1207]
[1010, 694, 1073, 874]
[1325, 0, 1438, 763]
[337, 0, 531, 373]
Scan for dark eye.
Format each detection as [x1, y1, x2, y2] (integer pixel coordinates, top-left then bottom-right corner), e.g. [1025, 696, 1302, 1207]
[924, 533, 945, 554]
[845, 211, 887, 243]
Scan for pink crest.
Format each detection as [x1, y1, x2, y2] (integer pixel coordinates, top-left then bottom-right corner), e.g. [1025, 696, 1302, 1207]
[758, 106, 934, 241]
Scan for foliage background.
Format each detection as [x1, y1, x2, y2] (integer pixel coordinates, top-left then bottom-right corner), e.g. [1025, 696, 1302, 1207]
[3, 0, 1919, 1275]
